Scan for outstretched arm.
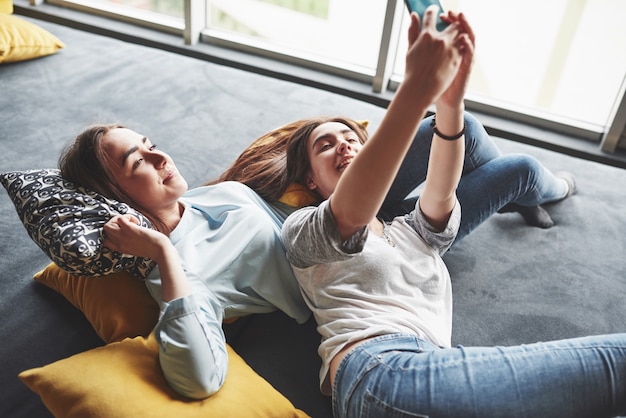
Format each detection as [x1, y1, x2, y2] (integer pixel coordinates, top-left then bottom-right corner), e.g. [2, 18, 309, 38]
[420, 11, 475, 230]
[330, 6, 468, 240]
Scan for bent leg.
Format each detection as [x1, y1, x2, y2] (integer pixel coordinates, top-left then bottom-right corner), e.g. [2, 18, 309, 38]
[381, 112, 501, 220]
[455, 153, 569, 240]
[381, 112, 570, 242]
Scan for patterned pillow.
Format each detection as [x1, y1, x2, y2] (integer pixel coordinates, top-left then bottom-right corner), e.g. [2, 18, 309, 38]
[1, 169, 155, 279]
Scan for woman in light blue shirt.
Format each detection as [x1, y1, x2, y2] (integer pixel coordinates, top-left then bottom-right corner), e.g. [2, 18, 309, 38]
[60, 125, 311, 398]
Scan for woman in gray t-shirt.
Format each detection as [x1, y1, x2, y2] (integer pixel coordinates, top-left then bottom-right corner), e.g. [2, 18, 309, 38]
[281, 8, 626, 418]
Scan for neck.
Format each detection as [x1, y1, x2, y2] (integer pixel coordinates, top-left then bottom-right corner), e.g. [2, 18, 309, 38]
[368, 218, 384, 237]
[155, 201, 184, 235]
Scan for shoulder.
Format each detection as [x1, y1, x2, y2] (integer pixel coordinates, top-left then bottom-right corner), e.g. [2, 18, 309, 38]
[283, 200, 330, 235]
[283, 201, 367, 268]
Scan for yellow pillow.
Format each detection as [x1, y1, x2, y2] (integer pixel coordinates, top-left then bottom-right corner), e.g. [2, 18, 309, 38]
[30, 264, 309, 416]
[278, 182, 318, 207]
[34, 263, 159, 343]
[0, 14, 65, 64]
[0, 0, 13, 14]
[19, 333, 309, 418]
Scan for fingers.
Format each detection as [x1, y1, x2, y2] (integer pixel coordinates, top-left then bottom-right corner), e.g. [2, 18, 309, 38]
[102, 214, 140, 249]
[407, 12, 420, 45]
[103, 216, 122, 249]
[440, 11, 474, 42]
[456, 12, 475, 44]
[403, 5, 475, 105]
[421, 4, 441, 31]
[409, 4, 448, 43]
[117, 214, 140, 228]
[457, 33, 474, 55]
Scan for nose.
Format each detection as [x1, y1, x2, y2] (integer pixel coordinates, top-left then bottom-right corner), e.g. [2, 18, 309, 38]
[149, 150, 167, 168]
[337, 139, 351, 154]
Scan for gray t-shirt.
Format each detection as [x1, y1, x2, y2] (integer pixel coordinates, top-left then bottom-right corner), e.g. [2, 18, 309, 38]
[282, 198, 460, 394]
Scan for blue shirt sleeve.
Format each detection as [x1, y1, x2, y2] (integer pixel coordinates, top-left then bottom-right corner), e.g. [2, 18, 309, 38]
[154, 293, 228, 399]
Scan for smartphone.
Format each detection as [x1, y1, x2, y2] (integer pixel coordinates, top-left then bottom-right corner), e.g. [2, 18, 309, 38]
[404, 0, 449, 31]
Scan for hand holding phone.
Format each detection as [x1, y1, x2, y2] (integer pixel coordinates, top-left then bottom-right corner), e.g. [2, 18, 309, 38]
[404, 0, 449, 31]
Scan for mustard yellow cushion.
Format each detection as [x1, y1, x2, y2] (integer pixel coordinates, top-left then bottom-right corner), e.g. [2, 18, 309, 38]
[0, 0, 13, 14]
[278, 182, 318, 207]
[34, 263, 159, 343]
[19, 333, 309, 418]
[30, 264, 309, 416]
[0, 14, 65, 64]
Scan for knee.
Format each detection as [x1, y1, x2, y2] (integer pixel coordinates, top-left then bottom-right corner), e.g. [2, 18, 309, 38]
[461, 112, 501, 159]
[494, 154, 546, 191]
[462, 112, 486, 138]
[506, 154, 543, 176]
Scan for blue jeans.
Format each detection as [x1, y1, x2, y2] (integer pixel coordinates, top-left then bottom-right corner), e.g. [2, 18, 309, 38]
[333, 333, 626, 418]
[380, 112, 569, 241]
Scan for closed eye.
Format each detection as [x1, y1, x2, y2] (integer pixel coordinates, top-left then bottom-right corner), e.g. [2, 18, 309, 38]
[132, 144, 158, 169]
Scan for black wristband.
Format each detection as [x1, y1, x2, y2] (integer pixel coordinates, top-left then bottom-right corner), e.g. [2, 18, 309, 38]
[430, 115, 465, 141]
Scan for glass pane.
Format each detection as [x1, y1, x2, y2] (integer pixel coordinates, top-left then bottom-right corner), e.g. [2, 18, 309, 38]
[393, 0, 626, 128]
[207, 0, 387, 71]
[71, 0, 184, 19]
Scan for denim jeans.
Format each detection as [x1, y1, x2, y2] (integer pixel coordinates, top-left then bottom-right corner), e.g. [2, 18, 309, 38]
[333, 333, 626, 418]
[379, 112, 569, 241]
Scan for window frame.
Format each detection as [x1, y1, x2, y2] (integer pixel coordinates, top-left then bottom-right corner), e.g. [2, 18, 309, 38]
[27, 0, 626, 160]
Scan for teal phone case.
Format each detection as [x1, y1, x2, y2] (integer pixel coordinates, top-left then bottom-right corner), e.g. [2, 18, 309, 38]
[404, 0, 449, 31]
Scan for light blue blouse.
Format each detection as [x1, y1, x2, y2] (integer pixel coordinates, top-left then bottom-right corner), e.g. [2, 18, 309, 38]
[144, 181, 310, 398]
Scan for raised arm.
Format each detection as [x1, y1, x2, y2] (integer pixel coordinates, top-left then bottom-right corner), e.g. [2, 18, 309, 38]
[103, 214, 192, 301]
[330, 6, 469, 240]
[420, 11, 475, 230]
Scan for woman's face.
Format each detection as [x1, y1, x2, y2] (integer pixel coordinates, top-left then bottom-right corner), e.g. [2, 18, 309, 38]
[101, 128, 188, 209]
[305, 121, 363, 199]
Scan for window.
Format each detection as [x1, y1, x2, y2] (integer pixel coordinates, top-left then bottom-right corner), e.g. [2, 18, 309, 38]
[203, 0, 388, 80]
[51, 0, 184, 31]
[393, 0, 626, 132]
[44, 0, 626, 154]
[77, 0, 183, 18]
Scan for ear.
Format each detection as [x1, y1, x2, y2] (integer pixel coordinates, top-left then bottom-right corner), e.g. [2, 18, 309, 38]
[305, 174, 317, 191]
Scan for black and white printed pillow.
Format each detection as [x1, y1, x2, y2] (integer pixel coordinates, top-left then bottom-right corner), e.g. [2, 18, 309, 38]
[1, 169, 155, 279]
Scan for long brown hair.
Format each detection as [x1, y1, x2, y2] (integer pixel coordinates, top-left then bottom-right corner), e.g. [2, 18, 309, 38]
[58, 124, 167, 232]
[210, 117, 368, 203]
[285, 117, 369, 201]
[205, 119, 309, 202]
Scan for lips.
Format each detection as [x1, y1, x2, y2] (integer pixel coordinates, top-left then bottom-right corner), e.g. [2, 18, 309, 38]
[337, 157, 353, 172]
[163, 168, 177, 183]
